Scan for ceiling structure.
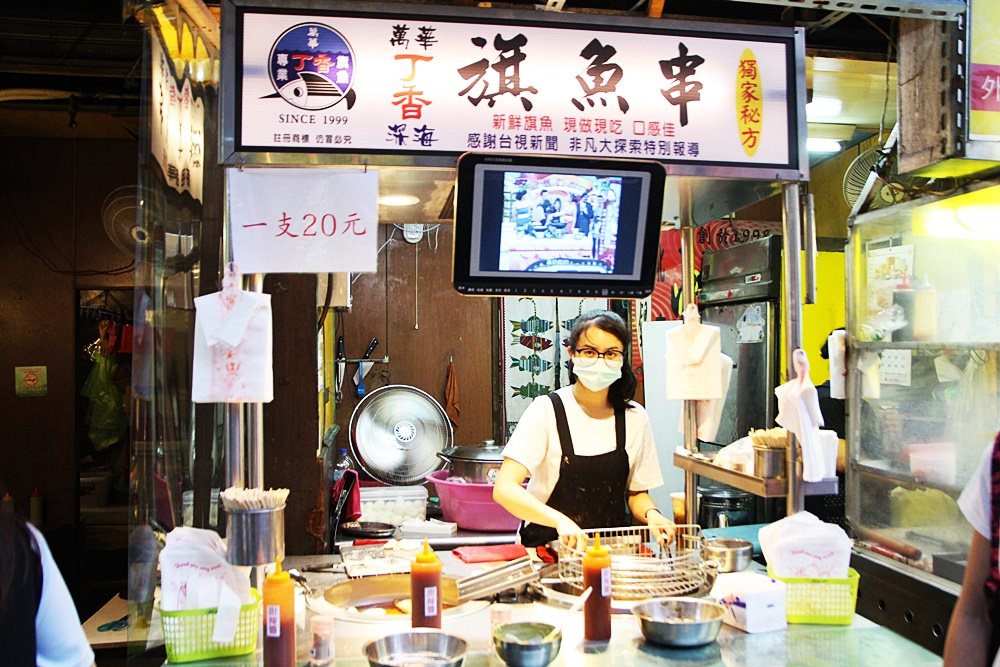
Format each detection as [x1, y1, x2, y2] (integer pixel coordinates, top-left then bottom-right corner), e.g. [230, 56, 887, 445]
[0, 0, 902, 140]
[0, 0, 906, 224]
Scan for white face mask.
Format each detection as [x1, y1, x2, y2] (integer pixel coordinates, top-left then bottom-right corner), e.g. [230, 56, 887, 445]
[573, 362, 622, 392]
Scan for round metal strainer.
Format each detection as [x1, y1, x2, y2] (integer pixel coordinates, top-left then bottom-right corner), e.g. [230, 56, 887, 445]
[348, 384, 452, 485]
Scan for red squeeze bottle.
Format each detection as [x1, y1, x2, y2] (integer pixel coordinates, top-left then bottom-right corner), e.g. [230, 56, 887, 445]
[582, 532, 612, 641]
[263, 558, 296, 666]
[411, 539, 442, 629]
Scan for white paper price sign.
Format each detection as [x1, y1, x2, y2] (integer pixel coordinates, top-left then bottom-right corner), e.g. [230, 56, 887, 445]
[228, 168, 378, 274]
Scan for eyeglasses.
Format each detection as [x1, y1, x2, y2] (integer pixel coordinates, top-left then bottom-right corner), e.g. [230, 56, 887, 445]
[573, 347, 624, 367]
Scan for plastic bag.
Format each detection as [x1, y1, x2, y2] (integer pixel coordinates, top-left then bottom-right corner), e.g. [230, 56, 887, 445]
[81, 354, 128, 450]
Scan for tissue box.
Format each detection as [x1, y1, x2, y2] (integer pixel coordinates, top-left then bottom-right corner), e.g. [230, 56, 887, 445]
[710, 572, 787, 633]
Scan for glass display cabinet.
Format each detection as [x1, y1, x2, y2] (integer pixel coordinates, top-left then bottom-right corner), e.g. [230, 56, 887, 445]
[845, 177, 1000, 649]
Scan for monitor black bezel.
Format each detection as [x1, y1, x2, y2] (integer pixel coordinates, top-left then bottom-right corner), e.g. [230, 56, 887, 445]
[452, 152, 666, 299]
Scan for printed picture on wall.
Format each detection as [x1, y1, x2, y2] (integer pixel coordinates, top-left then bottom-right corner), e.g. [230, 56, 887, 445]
[501, 296, 607, 440]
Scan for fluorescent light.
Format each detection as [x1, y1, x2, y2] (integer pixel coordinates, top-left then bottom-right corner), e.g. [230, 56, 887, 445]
[807, 138, 842, 153]
[378, 194, 420, 207]
[806, 96, 842, 119]
[808, 122, 856, 141]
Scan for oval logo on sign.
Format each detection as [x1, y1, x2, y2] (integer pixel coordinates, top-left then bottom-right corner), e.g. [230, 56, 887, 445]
[268, 23, 356, 111]
[736, 48, 763, 157]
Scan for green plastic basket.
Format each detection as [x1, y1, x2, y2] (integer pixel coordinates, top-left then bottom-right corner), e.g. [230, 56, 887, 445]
[768, 567, 859, 625]
[160, 588, 260, 663]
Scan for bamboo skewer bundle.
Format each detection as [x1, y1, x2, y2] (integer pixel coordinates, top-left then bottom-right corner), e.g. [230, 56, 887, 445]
[219, 487, 290, 511]
[749, 427, 789, 449]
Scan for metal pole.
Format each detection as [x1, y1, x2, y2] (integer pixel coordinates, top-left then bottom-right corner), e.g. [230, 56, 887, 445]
[679, 180, 699, 527]
[246, 273, 266, 586]
[781, 182, 804, 514]
[246, 273, 265, 492]
[221, 173, 245, 492]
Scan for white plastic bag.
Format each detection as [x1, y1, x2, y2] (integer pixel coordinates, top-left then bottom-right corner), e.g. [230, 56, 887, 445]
[159, 527, 253, 643]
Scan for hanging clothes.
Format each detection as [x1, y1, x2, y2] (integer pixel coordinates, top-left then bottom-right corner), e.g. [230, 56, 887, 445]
[445, 360, 460, 428]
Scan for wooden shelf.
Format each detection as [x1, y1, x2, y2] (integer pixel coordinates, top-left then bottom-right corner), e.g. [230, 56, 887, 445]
[673, 452, 839, 498]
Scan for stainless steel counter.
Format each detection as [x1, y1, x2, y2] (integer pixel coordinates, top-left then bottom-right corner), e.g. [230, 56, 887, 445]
[137, 555, 943, 666]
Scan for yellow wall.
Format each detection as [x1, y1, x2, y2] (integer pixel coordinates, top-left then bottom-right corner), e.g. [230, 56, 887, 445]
[778, 249, 846, 385]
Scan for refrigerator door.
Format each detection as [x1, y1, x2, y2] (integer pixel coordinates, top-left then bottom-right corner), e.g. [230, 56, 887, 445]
[699, 301, 778, 446]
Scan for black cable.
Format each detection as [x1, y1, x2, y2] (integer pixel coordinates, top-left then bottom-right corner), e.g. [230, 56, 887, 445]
[0, 173, 135, 276]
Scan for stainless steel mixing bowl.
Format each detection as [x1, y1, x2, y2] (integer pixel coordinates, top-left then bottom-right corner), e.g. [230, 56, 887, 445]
[363, 629, 467, 667]
[632, 597, 725, 647]
[701, 538, 753, 572]
[492, 622, 561, 667]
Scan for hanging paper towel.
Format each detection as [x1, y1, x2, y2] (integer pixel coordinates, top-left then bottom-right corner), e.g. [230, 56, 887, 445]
[665, 305, 723, 400]
[774, 349, 826, 482]
[827, 329, 847, 400]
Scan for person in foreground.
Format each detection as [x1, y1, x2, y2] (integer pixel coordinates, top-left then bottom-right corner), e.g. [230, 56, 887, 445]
[493, 309, 674, 552]
[943, 431, 1000, 666]
[0, 512, 96, 667]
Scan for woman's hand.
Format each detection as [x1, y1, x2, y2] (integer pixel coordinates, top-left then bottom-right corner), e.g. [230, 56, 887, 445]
[556, 515, 588, 552]
[646, 509, 677, 546]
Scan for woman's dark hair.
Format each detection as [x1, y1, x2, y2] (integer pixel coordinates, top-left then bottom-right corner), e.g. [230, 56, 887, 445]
[567, 309, 636, 409]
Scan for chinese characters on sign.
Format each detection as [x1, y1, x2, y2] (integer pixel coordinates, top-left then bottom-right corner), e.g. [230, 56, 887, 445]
[234, 11, 798, 170]
[969, 0, 1000, 139]
[228, 169, 378, 274]
[151, 38, 205, 201]
[736, 49, 762, 156]
[388, 23, 439, 148]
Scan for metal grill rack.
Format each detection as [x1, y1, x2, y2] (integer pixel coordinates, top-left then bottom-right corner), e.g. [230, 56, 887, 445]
[557, 525, 706, 600]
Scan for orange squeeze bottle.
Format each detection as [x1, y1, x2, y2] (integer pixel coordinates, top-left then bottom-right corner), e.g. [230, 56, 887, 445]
[411, 539, 442, 628]
[582, 532, 612, 641]
[263, 558, 296, 666]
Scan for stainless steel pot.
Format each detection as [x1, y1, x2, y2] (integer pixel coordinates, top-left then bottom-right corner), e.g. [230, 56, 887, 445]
[436, 440, 504, 483]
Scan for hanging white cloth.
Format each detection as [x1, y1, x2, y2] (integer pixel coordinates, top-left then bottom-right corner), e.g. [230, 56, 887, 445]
[774, 349, 826, 482]
[677, 352, 734, 441]
[665, 304, 723, 400]
[192, 267, 274, 403]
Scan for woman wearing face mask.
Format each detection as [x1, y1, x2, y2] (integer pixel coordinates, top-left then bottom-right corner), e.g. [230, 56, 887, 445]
[493, 309, 673, 552]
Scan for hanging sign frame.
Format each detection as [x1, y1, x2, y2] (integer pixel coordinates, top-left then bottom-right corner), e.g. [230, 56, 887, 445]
[221, 0, 807, 182]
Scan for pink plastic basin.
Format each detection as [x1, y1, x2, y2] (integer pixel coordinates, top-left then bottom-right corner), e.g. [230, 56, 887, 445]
[427, 470, 522, 532]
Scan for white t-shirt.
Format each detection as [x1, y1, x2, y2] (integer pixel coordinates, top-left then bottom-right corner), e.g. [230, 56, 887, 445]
[957, 442, 1000, 667]
[28, 523, 95, 667]
[959, 442, 992, 540]
[501, 386, 664, 506]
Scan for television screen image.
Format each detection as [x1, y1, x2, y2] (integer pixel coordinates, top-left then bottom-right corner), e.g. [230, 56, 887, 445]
[499, 172, 623, 274]
[454, 153, 665, 298]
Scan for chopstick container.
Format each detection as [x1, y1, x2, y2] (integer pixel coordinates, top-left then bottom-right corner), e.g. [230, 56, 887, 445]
[226, 506, 285, 566]
[754, 447, 786, 479]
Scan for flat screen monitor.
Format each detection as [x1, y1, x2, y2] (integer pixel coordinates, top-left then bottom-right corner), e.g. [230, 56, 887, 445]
[453, 153, 666, 298]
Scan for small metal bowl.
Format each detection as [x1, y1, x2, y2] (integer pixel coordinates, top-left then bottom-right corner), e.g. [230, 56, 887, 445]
[363, 629, 467, 667]
[702, 538, 753, 573]
[632, 597, 725, 648]
[492, 622, 561, 667]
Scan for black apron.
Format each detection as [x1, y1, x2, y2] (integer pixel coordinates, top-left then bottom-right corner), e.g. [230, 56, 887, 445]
[519, 392, 630, 547]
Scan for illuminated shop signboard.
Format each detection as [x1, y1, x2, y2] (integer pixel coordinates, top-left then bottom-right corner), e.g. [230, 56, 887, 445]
[221, 0, 806, 179]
